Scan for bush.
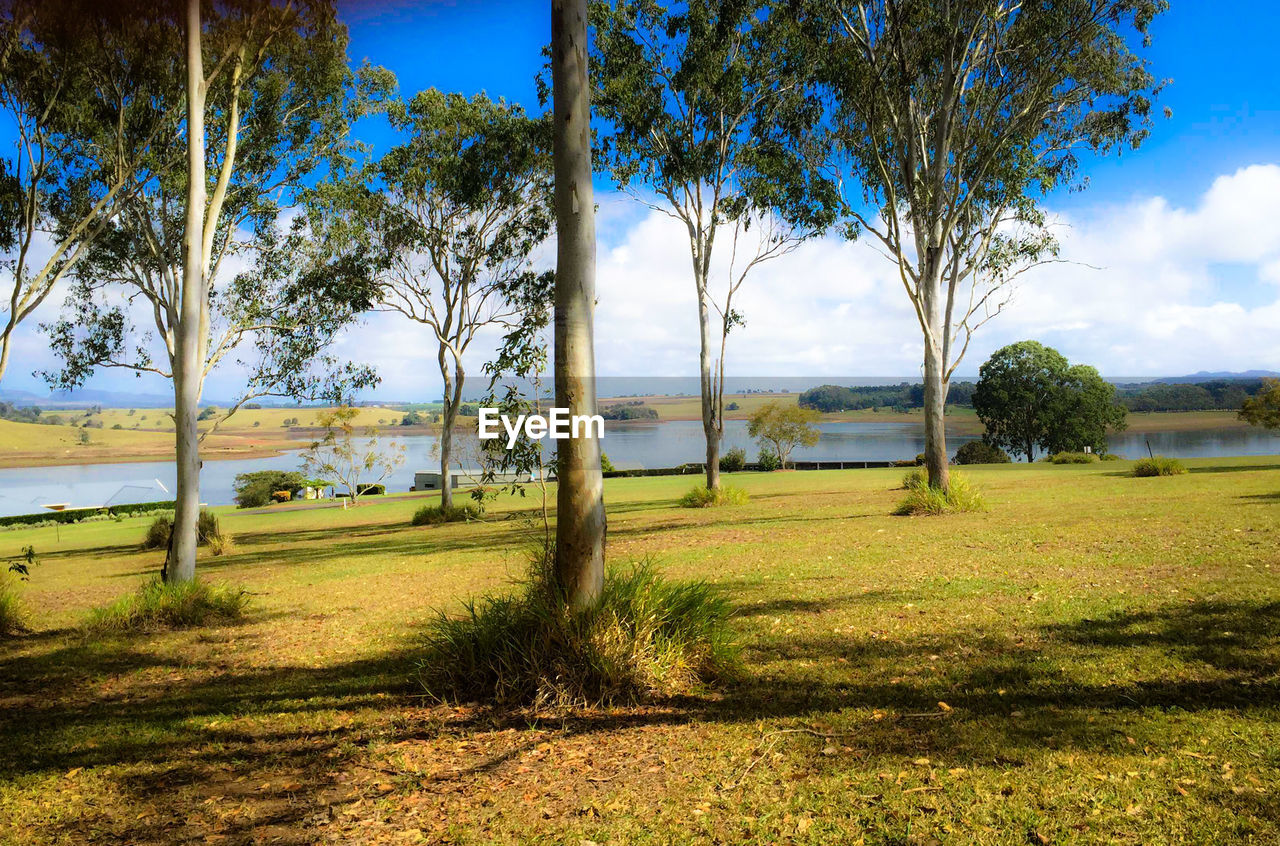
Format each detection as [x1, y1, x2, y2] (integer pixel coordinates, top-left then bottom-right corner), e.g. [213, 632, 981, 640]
[894, 471, 986, 516]
[271, 490, 292, 503]
[915, 453, 927, 466]
[1132, 456, 1186, 477]
[141, 509, 230, 556]
[356, 483, 386, 497]
[679, 485, 749, 508]
[412, 503, 484, 526]
[233, 470, 305, 508]
[83, 578, 248, 634]
[1050, 451, 1098, 464]
[756, 450, 781, 472]
[417, 555, 735, 708]
[600, 453, 616, 473]
[1100, 452, 1122, 462]
[954, 442, 1011, 465]
[0, 576, 26, 637]
[900, 467, 926, 490]
[718, 447, 746, 472]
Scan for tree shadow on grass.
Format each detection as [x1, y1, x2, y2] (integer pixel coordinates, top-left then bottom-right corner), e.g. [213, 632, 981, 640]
[5, 598, 1280, 843]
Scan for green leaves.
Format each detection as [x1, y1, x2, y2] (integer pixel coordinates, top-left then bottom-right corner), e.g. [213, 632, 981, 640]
[973, 340, 1126, 460]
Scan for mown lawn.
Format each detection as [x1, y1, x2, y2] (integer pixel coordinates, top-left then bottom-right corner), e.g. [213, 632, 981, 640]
[1, 457, 1278, 844]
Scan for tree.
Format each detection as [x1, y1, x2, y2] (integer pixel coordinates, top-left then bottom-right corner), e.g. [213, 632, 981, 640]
[232, 469, 306, 508]
[747, 400, 820, 468]
[0, 0, 176, 385]
[552, 0, 606, 611]
[973, 341, 1125, 460]
[972, 341, 1067, 462]
[300, 406, 404, 505]
[315, 89, 553, 510]
[1239, 379, 1280, 431]
[41, 0, 373, 584]
[591, 0, 834, 492]
[802, 0, 1166, 491]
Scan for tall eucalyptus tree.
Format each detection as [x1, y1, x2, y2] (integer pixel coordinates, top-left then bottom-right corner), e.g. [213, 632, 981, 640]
[43, 0, 373, 582]
[551, 0, 606, 610]
[313, 90, 554, 510]
[800, 0, 1166, 491]
[591, 0, 835, 491]
[0, 0, 175, 384]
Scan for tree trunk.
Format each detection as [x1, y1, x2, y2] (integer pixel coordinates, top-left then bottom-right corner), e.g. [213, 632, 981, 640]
[922, 347, 949, 490]
[697, 285, 720, 490]
[551, 0, 605, 611]
[438, 352, 459, 510]
[0, 323, 13, 385]
[167, 0, 206, 584]
[920, 244, 950, 491]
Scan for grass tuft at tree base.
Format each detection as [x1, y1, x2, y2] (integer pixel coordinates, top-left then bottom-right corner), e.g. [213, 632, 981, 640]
[0, 575, 27, 637]
[1132, 455, 1187, 477]
[411, 502, 484, 526]
[83, 578, 249, 634]
[417, 552, 736, 709]
[895, 469, 986, 516]
[678, 484, 750, 508]
[141, 509, 231, 555]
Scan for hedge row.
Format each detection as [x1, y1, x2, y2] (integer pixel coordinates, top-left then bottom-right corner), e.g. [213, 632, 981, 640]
[0, 499, 177, 528]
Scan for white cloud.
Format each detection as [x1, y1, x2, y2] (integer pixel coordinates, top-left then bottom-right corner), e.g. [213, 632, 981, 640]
[6, 164, 1280, 401]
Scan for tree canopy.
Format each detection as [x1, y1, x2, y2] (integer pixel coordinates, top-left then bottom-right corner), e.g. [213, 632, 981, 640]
[973, 340, 1126, 461]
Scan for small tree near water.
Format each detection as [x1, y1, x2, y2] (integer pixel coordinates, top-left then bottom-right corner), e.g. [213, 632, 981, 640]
[300, 407, 405, 505]
[748, 401, 820, 469]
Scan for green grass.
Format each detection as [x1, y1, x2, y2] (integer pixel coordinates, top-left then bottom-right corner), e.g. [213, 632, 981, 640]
[679, 484, 751, 508]
[418, 556, 735, 708]
[83, 578, 249, 633]
[0, 575, 26, 636]
[411, 502, 484, 525]
[0, 457, 1277, 843]
[895, 468, 987, 515]
[1133, 455, 1188, 477]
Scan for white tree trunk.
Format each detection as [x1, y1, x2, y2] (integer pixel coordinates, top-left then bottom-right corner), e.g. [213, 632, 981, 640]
[167, 0, 207, 583]
[551, 0, 605, 611]
[920, 250, 951, 492]
[697, 281, 721, 490]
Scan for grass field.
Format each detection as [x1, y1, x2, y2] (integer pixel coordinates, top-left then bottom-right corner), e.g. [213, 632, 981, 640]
[1, 457, 1278, 843]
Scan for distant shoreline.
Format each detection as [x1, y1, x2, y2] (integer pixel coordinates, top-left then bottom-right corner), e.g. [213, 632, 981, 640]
[0, 405, 1262, 471]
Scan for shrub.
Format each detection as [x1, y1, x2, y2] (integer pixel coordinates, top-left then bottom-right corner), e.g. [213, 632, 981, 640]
[1132, 456, 1186, 477]
[900, 467, 926, 490]
[412, 503, 484, 526]
[679, 485, 749, 508]
[726, 401, 739, 411]
[953, 441, 1011, 465]
[718, 447, 747, 472]
[0, 576, 26, 637]
[233, 470, 305, 508]
[915, 453, 927, 466]
[83, 579, 248, 634]
[271, 490, 292, 503]
[1050, 451, 1098, 464]
[600, 453, 616, 473]
[756, 450, 781, 471]
[1100, 452, 1122, 462]
[894, 471, 986, 516]
[141, 509, 230, 556]
[356, 483, 386, 497]
[417, 555, 735, 708]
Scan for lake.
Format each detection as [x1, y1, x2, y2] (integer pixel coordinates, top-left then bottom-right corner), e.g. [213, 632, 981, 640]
[0, 419, 1277, 517]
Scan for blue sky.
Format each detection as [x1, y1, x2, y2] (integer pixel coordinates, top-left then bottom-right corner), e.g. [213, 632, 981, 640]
[4, 1, 1279, 401]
